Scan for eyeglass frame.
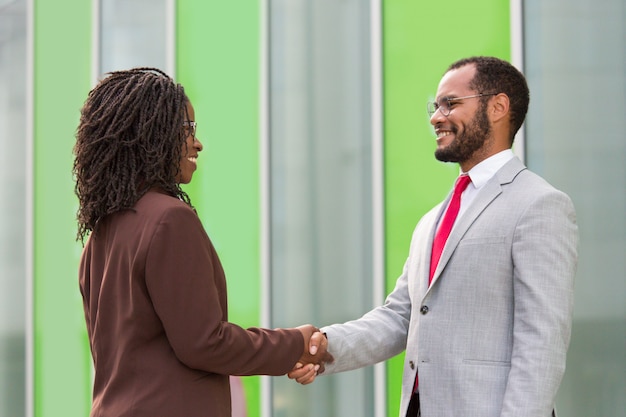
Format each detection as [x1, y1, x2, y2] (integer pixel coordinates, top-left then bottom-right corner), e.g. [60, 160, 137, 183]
[183, 121, 197, 138]
[426, 93, 498, 117]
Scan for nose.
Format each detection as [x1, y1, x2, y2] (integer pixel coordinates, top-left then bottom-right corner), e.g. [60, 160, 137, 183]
[429, 107, 446, 125]
[194, 136, 203, 151]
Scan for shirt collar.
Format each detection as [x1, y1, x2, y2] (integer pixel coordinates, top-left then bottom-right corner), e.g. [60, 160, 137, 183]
[463, 149, 515, 189]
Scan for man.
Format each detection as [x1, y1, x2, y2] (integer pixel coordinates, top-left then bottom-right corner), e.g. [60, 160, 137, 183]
[290, 56, 578, 417]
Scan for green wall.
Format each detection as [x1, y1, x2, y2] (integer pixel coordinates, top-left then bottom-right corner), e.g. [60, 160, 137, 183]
[33, 1, 93, 416]
[176, 0, 264, 414]
[382, 1, 511, 416]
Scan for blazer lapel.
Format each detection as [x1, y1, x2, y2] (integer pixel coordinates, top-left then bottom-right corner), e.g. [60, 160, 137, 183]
[418, 201, 448, 291]
[428, 157, 527, 288]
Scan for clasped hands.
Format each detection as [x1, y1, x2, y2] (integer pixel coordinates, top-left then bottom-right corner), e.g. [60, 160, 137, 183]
[293, 325, 333, 385]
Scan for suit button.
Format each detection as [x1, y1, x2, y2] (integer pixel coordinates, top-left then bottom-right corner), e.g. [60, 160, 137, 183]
[409, 361, 415, 369]
[420, 305, 429, 315]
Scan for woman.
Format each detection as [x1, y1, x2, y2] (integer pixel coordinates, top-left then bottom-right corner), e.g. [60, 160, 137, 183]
[73, 68, 329, 416]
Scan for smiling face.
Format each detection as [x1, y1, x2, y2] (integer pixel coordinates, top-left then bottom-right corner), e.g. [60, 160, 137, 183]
[430, 64, 494, 172]
[177, 100, 203, 184]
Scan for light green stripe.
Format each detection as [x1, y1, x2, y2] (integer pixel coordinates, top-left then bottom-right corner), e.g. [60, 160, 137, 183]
[176, 0, 263, 414]
[383, 1, 511, 415]
[33, 0, 93, 416]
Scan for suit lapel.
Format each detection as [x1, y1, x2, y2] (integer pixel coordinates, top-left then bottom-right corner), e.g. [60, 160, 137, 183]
[417, 202, 447, 292]
[428, 157, 527, 288]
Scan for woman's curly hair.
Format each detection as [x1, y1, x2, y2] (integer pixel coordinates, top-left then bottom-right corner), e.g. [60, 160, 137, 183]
[73, 67, 192, 242]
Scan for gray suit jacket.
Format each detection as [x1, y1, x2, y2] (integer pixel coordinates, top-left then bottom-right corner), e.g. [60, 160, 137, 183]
[322, 157, 578, 417]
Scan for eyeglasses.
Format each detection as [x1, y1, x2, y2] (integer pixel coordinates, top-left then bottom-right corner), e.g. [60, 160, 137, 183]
[427, 93, 497, 117]
[183, 121, 197, 138]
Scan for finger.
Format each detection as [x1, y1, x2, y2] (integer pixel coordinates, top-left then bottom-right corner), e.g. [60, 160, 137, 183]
[296, 365, 319, 385]
[287, 363, 313, 380]
[297, 374, 316, 385]
[309, 331, 324, 355]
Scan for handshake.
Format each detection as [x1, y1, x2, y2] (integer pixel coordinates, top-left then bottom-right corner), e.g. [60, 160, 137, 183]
[291, 325, 334, 385]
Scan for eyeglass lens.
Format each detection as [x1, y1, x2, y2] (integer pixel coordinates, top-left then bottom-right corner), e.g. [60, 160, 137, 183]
[427, 99, 451, 117]
[184, 121, 196, 137]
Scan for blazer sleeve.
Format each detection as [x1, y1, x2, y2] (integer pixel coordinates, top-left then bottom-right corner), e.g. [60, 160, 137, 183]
[502, 188, 578, 416]
[322, 257, 412, 374]
[144, 204, 303, 376]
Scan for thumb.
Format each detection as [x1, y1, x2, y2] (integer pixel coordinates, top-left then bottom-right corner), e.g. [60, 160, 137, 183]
[309, 331, 323, 355]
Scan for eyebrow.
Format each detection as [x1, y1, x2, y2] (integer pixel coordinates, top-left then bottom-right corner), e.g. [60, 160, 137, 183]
[435, 94, 456, 101]
[441, 95, 464, 100]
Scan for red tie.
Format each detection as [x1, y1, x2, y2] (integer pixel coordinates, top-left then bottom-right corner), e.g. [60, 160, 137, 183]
[429, 174, 471, 284]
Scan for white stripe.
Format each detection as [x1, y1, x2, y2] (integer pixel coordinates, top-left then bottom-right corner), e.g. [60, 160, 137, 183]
[510, 0, 525, 163]
[370, 0, 386, 416]
[25, 0, 34, 415]
[259, 1, 272, 416]
[165, 0, 175, 78]
[91, 0, 100, 84]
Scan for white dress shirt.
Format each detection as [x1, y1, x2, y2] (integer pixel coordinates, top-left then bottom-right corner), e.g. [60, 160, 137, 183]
[441, 149, 516, 232]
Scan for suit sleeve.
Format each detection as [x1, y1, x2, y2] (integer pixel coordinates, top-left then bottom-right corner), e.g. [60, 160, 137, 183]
[322, 251, 414, 374]
[503, 189, 578, 416]
[144, 204, 303, 376]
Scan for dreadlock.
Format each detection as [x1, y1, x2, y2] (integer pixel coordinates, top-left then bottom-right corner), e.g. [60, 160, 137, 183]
[73, 67, 193, 243]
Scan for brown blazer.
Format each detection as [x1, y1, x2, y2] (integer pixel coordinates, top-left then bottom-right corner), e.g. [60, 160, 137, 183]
[79, 190, 302, 417]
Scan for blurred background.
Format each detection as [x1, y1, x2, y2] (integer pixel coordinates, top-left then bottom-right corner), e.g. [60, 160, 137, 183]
[0, 0, 624, 416]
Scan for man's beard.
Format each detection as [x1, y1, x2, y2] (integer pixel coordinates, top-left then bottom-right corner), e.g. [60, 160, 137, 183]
[435, 105, 491, 164]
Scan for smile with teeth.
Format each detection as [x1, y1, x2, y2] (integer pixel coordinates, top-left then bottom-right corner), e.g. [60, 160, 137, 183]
[437, 130, 454, 139]
[187, 157, 197, 164]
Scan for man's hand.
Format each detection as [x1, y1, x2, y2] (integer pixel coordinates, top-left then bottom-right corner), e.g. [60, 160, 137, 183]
[289, 330, 331, 385]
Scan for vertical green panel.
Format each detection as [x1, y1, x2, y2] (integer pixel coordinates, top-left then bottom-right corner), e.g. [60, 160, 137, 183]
[33, 0, 92, 416]
[176, 0, 262, 415]
[383, 1, 510, 415]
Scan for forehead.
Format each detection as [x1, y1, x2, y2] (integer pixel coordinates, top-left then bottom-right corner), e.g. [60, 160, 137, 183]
[185, 100, 195, 119]
[436, 64, 476, 99]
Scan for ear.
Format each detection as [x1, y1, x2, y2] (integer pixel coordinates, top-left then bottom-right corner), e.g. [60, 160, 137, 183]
[489, 93, 510, 124]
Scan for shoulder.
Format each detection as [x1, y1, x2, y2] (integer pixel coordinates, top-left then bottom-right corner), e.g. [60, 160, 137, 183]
[137, 192, 213, 256]
[122, 191, 204, 240]
[497, 158, 572, 201]
[136, 190, 190, 210]
[506, 170, 577, 231]
[512, 169, 572, 203]
[134, 190, 197, 219]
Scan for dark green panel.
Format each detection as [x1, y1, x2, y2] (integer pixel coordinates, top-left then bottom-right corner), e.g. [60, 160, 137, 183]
[383, 1, 511, 415]
[33, 0, 93, 416]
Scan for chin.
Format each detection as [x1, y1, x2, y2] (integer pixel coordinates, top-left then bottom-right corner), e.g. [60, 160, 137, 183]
[176, 174, 192, 184]
[434, 149, 457, 163]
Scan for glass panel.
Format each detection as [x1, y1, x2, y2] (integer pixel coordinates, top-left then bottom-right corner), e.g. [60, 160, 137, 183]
[100, 0, 168, 75]
[523, 1, 626, 416]
[268, 1, 376, 416]
[0, 0, 27, 415]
